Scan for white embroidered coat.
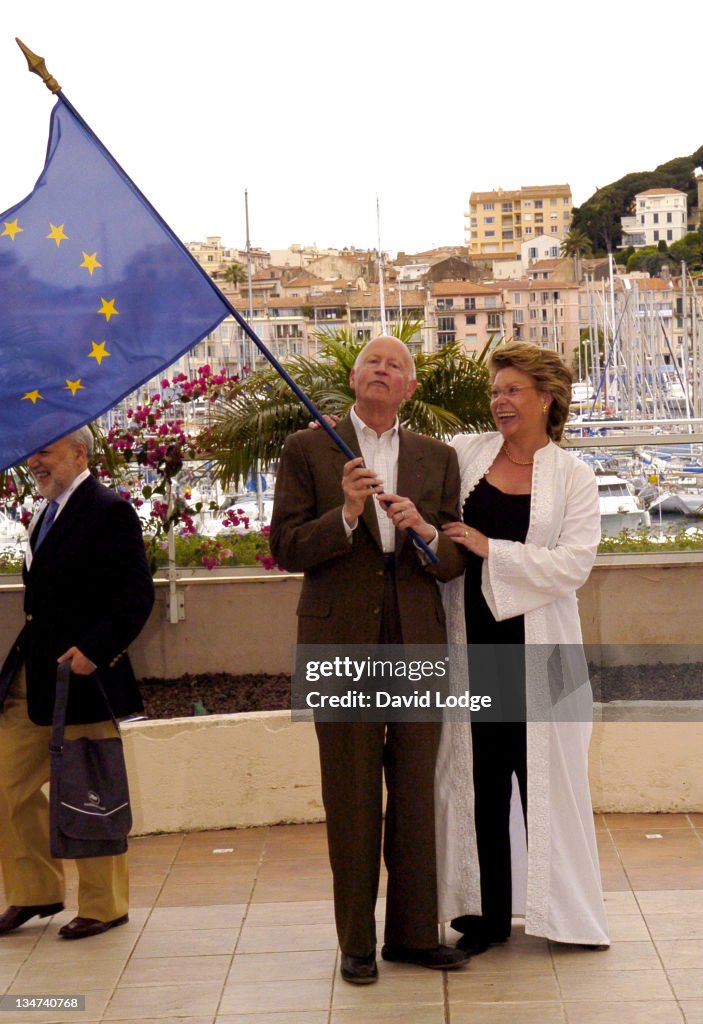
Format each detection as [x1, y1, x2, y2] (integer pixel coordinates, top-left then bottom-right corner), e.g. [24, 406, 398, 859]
[436, 432, 609, 946]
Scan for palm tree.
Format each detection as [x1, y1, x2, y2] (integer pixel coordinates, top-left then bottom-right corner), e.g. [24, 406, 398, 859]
[220, 261, 247, 289]
[206, 321, 493, 488]
[560, 229, 594, 259]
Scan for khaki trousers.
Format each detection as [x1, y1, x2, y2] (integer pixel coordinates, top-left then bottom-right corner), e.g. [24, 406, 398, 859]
[0, 668, 128, 921]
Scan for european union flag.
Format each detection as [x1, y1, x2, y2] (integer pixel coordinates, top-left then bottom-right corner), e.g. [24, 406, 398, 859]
[0, 99, 230, 472]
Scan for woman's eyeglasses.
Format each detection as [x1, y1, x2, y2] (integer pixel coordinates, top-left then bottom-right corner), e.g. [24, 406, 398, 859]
[489, 385, 536, 400]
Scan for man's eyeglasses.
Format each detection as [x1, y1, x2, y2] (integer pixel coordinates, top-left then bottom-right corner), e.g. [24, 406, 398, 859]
[489, 385, 536, 400]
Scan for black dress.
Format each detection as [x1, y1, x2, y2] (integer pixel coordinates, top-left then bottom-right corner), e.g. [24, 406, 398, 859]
[454, 474, 531, 940]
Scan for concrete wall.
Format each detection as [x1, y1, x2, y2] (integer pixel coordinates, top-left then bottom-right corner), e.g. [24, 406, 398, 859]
[3, 555, 702, 677]
[3, 556, 703, 827]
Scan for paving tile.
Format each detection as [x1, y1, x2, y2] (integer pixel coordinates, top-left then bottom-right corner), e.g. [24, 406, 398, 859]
[331, 1006, 445, 1024]
[646, 914, 703, 941]
[604, 914, 651, 941]
[10, 958, 124, 991]
[256, 857, 332, 882]
[156, 882, 254, 906]
[250, 876, 334, 903]
[656, 939, 703, 970]
[121, 954, 231, 986]
[129, 884, 165, 907]
[243, 900, 335, 927]
[602, 890, 640, 914]
[226, 949, 336, 983]
[236, 922, 338, 954]
[604, 813, 691, 830]
[680, 1001, 703, 1024]
[449, 1004, 566, 1024]
[564, 1003, 684, 1024]
[667, 971, 703, 1000]
[145, 904, 246, 931]
[447, 971, 560, 1003]
[637, 890, 703, 914]
[551, 940, 660, 972]
[105, 981, 223, 1020]
[219, 978, 332, 1014]
[218, 1015, 326, 1024]
[132, 927, 240, 958]
[557, 968, 672, 1000]
[332, 968, 443, 1008]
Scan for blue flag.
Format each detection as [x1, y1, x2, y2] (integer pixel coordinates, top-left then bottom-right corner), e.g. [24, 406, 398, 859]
[0, 99, 230, 471]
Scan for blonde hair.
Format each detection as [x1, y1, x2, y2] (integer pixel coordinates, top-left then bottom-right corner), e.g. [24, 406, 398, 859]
[489, 341, 572, 442]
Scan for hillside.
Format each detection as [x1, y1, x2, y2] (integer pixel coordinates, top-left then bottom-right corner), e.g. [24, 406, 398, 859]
[571, 145, 703, 253]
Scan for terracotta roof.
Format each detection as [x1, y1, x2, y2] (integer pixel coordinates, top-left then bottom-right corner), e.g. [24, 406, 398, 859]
[432, 281, 501, 296]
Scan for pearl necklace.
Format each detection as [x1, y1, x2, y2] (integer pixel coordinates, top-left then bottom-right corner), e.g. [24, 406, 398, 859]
[501, 444, 534, 466]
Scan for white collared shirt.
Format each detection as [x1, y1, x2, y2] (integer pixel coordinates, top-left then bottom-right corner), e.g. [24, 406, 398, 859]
[349, 406, 399, 553]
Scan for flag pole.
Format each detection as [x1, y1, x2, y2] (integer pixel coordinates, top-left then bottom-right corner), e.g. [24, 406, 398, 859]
[15, 39, 439, 564]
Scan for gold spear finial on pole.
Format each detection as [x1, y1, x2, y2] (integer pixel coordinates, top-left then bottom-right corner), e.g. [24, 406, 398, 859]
[15, 37, 61, 94]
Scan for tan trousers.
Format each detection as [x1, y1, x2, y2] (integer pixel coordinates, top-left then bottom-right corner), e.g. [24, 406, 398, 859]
[0, 668, 129, 921]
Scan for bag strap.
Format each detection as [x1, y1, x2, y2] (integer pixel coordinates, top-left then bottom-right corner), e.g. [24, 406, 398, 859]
[50, 661, 121, 753]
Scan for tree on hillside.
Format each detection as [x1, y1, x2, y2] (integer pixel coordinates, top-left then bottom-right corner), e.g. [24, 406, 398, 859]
[571, 144, 703, 254]
[669, 232, 703, 272]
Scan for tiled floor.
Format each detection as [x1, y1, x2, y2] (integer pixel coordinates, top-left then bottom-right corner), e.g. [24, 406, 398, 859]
[1, 814, 702, 1023]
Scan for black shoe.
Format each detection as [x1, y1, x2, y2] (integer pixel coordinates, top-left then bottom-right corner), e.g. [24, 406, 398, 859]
[381, 943, 470, 970]
[58, 914, 129, 940]
[0, 903, 64, 934]
[340, 951, 378, 984]
[452, 917, 510, 957]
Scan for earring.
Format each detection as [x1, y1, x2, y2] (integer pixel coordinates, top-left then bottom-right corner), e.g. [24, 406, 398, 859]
[542, 404, 549, 413]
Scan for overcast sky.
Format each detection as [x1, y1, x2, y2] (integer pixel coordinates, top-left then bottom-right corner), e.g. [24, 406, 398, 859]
[2, 0, 701, 258]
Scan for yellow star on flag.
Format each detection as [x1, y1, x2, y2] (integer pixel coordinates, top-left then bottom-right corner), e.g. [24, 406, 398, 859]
[80, 252, 102, 275]
[22, 390, 44, 404]
[65, 379, 85, 395]
[97, 297, 118, 321]
[46, 223, 69, 246]
[88, 341, 111, 364]
[1, 219, 23, 240]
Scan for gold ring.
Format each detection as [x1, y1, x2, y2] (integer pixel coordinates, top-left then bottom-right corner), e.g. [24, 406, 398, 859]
[464, 530, 469, 537]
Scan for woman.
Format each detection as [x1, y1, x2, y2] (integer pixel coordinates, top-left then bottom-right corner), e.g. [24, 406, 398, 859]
[435, 340, 609, 951]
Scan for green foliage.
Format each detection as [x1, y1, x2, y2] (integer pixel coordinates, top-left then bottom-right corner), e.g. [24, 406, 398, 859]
[573, 328, 605, 376]
[668, 232, 703, 271]
[571, 144, 703, 253]
[0, 549, 23, 574]
[152, 530, 272, 568]
[599, 526, 703, 553]
[625, 245, 675, 276]
[560, 229, 593, 259]
[206, 322, 493, 488]
[220, 262, 247, 287]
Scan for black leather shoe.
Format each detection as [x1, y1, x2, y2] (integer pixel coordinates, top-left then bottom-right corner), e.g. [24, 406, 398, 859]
[340, 951, 378, 984]
[455, 927, 509, 957]
[58, 914, 129, 940]
[0, 903, 64, 934]
[381, 943, 470, 970]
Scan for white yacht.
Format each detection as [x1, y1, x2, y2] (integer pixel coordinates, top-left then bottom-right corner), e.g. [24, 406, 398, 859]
[596, 474, 651, 536]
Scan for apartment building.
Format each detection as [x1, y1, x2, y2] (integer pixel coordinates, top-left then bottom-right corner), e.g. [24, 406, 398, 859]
[466, 184, 572, 258]
[430, 282, 505, 354]
[186, 236, 270, 277]
[620, 188, 688, 249]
